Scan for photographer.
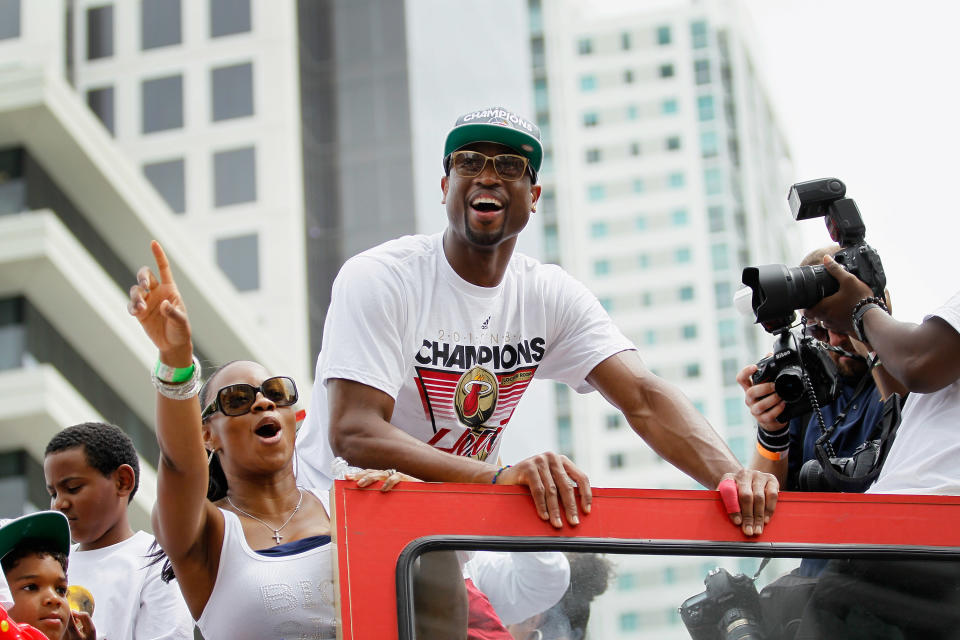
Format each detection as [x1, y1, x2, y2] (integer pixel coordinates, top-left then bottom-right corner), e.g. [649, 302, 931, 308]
[737, 246, 888, 494]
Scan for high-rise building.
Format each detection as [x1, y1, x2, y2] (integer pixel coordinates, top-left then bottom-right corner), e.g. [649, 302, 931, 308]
[528, 0, 799, 636]
[0, 0, 551, 515]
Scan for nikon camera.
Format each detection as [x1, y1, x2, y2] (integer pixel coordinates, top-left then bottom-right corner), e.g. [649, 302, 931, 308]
[679, 568, 766, 640]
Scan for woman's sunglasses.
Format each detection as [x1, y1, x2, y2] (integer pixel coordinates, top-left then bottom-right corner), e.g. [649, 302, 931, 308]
[201, 376, 298, 421]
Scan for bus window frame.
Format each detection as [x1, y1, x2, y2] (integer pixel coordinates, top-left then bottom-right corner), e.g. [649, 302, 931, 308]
[331, 481, 960, 639]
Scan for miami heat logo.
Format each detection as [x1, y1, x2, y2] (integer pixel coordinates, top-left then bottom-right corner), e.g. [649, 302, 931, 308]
[454, 366, 498, 428]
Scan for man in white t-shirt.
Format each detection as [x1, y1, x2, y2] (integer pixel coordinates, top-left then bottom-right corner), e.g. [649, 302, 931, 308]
[798, 260, 960, 636]
[806, 258, 960, 494]
[296, 106, 778, 535]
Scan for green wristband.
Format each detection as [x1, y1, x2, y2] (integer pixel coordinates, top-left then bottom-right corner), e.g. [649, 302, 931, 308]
[154, 358, 196, 384]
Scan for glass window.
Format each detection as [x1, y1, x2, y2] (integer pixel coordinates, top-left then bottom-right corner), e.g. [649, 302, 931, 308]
[637, 254, 649, 269]
[598, 297, 612, 311]
[0, 0, 19, 40]
[694, 59, 711, 85]
[708, 205, 724, 232]
[211, 62, 254, 121]
[585, 148, 601, 163]
[141, 74, 183, 133]
[609, 452, 625, 469]
[580, 74, 596, 91]
[577, 37, 592, 55]
[141, 0, 181, 50]
[556, 415, 572, 454]
[666, 135, 681, 150]
[590, 221, 608, 238]
[658, 63, 674, 79]
[644, 329, 657, 345]
[668, 172, 685, 189]
[593, 259, 610, 276]
[86, 86, 115, 135]
[714, 281, 733, 308]
[606, 414, 622, 430]
[661, 98, 678, 114]
[656, 25, 671, 45]
[620, 612, 639, 631]
[213, 146, 257, 207]
[543, 223, 558, 260]
[143, 158, 186, 213]
[722, 358, 739, 385]
[685, 362, 701, 378]
[725, 396, 744, 426]
[682, 324, 697, 340]
[678, 285, 694, 301]
[86, 5, 114, 59]
[717, 318, 737, 347]
[587, 183, 605, 201]
[711, 242, 729, 270]
[691, 19, 708, 48]
[629, 141, 640, 156]
[534, 78, 548, 112]
[672, 209, 688, 226]
[701, 130, 719, 157]
[635, 215, 646, 230]
[617, 572, 635, 591]
[215, 233, 259, 291]
[623, 69, 634, 84]
[633, 178, 644, 193]
[675, 247, 691, 263]
[697, 94, 715, 121]
[621, 32, 631, 50]
[704, 167, 723, 194]
[210, 0, 251, 38]
[583, 111, 598, 127]
[626, 104, 638, 120]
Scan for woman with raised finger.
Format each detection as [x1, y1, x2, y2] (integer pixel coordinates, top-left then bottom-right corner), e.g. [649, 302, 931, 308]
[128, 241, 435, 639]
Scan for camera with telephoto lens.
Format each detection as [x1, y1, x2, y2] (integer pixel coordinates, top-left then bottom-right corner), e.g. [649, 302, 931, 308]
[798, 438, 881, 492]
[741, 178, 886, 332]
[680, 568, 766, 640]
[750, 327, 840, 424]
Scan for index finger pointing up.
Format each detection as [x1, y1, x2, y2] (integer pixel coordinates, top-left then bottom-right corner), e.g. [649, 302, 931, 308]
[150, 240, 175, 285]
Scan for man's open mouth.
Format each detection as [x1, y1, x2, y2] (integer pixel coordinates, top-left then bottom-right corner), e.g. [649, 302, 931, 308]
[470, 195, 504, 213]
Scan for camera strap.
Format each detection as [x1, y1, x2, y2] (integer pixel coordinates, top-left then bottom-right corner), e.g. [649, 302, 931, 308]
[812, 372, 875, 456]
[813, 392, 904, 492]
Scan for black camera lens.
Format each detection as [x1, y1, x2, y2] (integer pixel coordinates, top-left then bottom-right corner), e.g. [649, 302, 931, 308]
[741, 264, 840, 328]
[774, 366, 805, 403]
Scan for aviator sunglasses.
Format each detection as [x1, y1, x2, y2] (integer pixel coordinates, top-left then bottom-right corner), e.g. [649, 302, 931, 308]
[201, 376, 298, 421]
[449, 150, 531, 181]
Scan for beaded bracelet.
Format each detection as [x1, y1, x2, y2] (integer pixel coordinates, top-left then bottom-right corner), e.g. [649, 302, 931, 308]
[851, 296, 889, 343]
[491, 465, 512, 484]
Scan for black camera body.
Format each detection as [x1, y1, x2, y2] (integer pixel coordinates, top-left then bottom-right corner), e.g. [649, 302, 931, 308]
[751, 328, 840, 424]
[798, 438, 880, 492]
[680, 568, 765, 640]
[742, 178, 885, 331]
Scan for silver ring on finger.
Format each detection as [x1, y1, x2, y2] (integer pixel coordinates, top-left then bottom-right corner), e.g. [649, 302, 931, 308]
[384, 469, 396, 477]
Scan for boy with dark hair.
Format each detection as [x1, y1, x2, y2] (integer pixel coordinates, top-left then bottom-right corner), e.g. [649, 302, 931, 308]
[0, 511, 94, 640]
[43, 423, 193, 640]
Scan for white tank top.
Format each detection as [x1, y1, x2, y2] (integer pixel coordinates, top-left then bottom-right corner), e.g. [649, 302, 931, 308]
[196, 489, 335, 640]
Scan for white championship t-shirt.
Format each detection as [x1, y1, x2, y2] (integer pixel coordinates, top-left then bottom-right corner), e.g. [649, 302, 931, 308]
[869, 289, 960, 494]
[68, 530, 193, 640]
[296, 233, 634, 488]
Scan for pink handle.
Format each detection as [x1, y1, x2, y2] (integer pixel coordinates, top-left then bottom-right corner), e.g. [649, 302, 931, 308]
[718, 478, 739, 514]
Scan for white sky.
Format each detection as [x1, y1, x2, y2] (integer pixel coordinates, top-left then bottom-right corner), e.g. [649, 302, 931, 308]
[739, 0, 960, 323]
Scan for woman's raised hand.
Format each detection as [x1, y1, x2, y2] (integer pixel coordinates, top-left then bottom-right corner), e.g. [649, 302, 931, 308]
[128, 241, 192, 362]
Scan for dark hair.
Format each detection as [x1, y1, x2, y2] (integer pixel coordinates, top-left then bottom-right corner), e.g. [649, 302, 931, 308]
[150, 360, 240, 582]
[2, 538, 68, 576]
[538, 553, 614, 639]
[45, 422, 140, 502]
